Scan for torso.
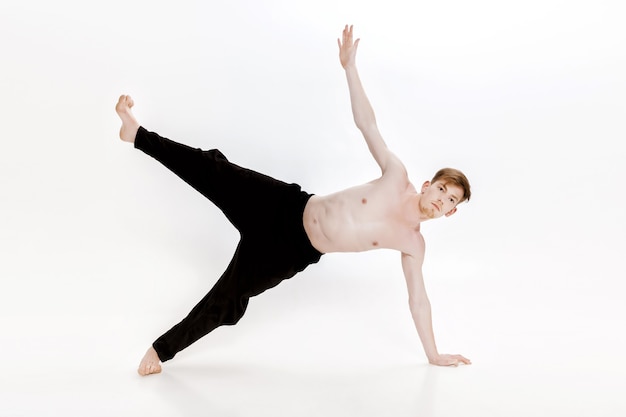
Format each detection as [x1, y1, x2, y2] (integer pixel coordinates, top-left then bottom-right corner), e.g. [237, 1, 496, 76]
[303, 167, 424, 257]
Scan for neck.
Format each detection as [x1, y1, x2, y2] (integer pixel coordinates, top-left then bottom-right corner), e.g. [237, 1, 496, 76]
[407, 193, 431, 226]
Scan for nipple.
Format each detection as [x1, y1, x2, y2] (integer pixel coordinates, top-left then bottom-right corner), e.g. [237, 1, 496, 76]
[362, 198, 367, 204]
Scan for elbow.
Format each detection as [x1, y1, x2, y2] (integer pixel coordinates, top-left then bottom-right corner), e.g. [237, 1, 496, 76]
[352, 109, 377, 131]
[408, 297, 430, 315]
[355, 118, 377, 132]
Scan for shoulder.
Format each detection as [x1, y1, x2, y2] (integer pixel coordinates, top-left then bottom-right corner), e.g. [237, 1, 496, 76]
[379, 151, 410, 188]
[400, 234, 425, 277]
[383, 151, 408, 175]
[400, 229, 425, 261]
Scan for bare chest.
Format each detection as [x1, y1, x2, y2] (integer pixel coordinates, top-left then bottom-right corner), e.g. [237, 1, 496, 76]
[309, 181, 420, 253]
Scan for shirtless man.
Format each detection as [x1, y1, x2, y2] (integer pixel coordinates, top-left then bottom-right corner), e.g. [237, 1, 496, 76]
[116, 25, 472, 376]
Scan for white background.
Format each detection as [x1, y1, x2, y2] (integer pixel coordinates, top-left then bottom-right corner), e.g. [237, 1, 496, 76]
[1, 0, 625, 416]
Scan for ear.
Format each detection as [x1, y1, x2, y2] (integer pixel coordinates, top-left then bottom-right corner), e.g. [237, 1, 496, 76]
[444, 207, 457, 217]
[421, 181, 431, 193]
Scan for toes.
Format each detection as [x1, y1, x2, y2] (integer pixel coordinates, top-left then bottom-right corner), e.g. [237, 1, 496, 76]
[138, 360, 150, 376]
[138, 361, 161, 376]
[117, 95, 133, 108]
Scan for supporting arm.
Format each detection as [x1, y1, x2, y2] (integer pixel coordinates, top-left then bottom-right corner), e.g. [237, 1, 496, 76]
[401, 251, 472, 367]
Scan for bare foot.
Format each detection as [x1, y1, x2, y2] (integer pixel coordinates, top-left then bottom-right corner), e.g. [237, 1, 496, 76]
[115, 95, 140, 143]
[138, 346, 162, 376]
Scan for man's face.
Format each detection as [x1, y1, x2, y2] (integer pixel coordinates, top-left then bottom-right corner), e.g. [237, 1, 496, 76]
[419, 180, 462, 219]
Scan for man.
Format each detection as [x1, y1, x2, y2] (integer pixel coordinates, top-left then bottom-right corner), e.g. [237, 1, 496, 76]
[116, 25, 472, 376]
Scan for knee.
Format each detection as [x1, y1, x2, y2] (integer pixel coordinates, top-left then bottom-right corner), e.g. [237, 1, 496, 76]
[218, 296, 249, 326]
[204, 148, 229, 162]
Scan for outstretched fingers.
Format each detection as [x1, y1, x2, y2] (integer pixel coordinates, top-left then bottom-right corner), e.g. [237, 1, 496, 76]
[338, 24, 359, 68]
[431, 353, 472, 367]
[450, 354, 472, 366]
[342, 24, 353, 46]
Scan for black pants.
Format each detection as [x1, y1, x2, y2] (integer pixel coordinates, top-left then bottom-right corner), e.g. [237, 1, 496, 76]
[134, 127, 323, 362]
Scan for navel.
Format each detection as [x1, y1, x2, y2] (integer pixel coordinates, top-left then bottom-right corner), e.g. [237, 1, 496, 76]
[361, 198, 367, 204]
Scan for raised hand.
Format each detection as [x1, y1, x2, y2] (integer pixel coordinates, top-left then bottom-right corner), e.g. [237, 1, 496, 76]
[337, 24, 360, 69]
[429, 353, 472, 367]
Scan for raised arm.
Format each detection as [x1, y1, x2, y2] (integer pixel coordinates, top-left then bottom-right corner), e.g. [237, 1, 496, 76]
[401, 251, 471, 367]
[338, 25, 397, 174]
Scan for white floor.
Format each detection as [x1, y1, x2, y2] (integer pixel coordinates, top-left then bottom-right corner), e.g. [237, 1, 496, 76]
[2, 1, 625, 416]
[2, 278, 626, 417]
